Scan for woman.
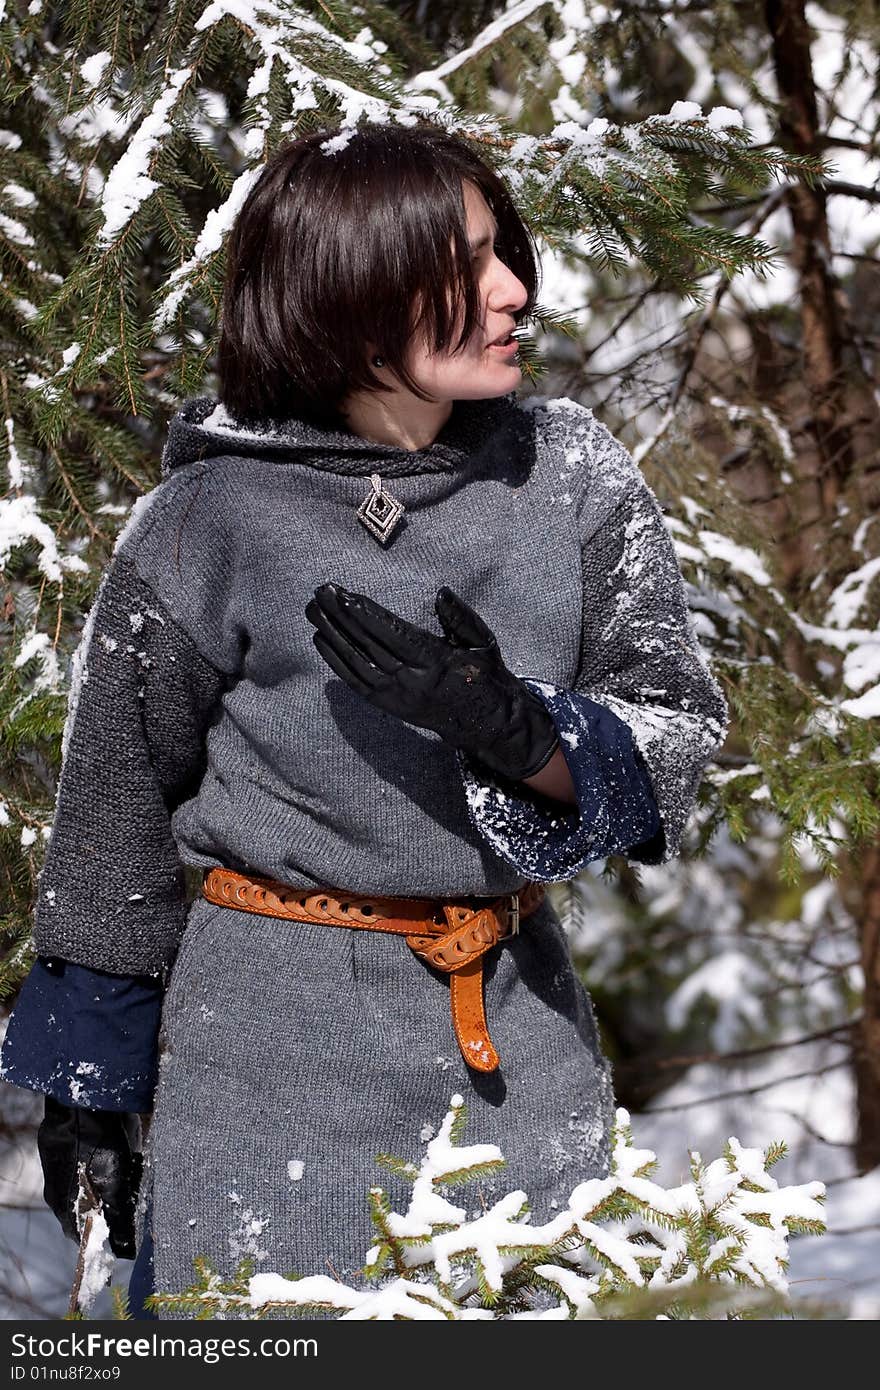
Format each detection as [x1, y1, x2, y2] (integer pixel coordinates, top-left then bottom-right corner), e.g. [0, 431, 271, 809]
[1, 122, 728, 1317]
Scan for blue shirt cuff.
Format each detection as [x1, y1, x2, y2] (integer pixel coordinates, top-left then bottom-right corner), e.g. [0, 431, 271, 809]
[456, 678, 663, 880]
[0, 957, 163, 1113]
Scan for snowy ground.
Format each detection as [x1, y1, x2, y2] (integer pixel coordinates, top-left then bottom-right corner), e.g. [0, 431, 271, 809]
[2, 1037, 877, 1320]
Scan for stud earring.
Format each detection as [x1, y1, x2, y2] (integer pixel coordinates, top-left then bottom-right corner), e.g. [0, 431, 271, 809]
[372, 354, 385, 367]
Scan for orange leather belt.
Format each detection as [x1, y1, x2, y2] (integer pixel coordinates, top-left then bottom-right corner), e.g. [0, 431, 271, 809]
[201, 866, 545, 1074]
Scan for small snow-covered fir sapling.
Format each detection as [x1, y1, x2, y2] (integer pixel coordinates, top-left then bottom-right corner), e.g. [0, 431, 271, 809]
[147, 1098, 827, 1320]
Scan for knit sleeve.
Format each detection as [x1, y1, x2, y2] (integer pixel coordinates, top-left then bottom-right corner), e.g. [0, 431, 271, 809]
[456, 405, 728, 875]
[27, 547, 229, 972]
[566, 436, 729, 864]
[0, 546, 229, 1112]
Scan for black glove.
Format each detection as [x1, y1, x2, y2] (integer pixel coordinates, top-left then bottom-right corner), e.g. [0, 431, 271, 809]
[304, 582, 560, 782]
[37, 1095, 143, 1259]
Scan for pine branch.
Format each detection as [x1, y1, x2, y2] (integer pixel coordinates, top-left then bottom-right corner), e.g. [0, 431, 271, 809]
[151, 1099, 829, 1320]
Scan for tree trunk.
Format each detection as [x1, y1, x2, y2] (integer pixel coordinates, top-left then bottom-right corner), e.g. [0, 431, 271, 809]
[765, 0, 880, 1170]
[849, 836, 880, 1172]
[764, 0, 852, 529]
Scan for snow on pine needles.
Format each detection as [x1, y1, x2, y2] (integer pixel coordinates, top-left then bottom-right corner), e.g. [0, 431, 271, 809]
[150, 1096, 827, 1321]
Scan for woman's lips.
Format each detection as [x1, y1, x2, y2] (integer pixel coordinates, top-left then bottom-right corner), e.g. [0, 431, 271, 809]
[486, 338, 519, 356]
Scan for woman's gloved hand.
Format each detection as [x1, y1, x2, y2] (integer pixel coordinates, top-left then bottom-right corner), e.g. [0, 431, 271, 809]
[37, 1095, 143, 1259]
[304, 582, 559, 782]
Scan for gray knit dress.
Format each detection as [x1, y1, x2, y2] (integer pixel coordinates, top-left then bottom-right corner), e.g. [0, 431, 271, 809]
[21, 389, 729, 1313]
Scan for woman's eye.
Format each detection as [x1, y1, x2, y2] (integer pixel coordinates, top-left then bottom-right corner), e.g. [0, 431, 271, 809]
[469, 241, 503, 262]
[473, 242, 505, 266]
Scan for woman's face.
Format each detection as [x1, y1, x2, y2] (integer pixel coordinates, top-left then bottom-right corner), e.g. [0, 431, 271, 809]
[401, 180, 530, 402]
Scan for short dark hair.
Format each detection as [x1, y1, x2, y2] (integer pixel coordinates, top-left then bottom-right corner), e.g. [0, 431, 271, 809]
[216, 121, 541, 427]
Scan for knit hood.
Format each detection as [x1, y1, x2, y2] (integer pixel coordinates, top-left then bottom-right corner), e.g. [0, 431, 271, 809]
[160, 390, 524, 482]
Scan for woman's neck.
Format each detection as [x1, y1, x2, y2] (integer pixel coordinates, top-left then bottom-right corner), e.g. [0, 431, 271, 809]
[339, 388, 454, 452]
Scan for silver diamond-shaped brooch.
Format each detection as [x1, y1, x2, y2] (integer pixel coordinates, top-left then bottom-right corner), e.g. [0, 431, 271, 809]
[357, 473, 405, 545]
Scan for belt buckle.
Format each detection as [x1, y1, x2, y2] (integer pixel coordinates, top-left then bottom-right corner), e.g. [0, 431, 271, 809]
[507, 892, 520, 938]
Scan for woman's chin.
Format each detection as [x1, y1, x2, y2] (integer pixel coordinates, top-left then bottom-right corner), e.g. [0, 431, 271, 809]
[481, 355, 523, 383]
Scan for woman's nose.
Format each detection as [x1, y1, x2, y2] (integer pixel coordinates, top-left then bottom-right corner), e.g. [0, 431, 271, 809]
[490, 263, 528, 314]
